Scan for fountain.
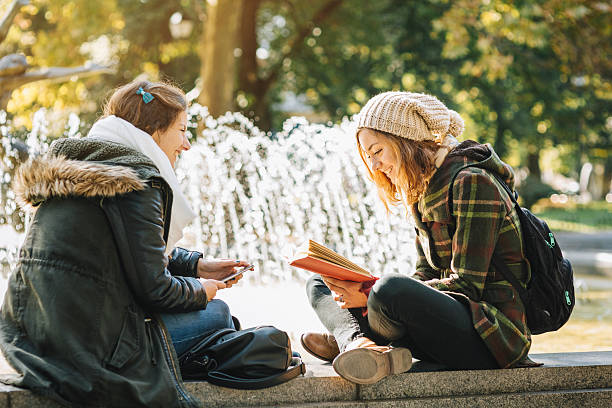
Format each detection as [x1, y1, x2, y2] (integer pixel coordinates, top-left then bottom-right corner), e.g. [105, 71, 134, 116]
[176, 105, 416, 283]
[0, 107, 417, 282]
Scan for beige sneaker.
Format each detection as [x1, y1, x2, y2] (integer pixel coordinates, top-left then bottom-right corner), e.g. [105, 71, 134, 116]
[332, 337, 412, 385]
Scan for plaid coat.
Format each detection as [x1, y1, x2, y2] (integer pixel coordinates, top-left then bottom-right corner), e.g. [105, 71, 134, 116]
[412, 141, 531, 368]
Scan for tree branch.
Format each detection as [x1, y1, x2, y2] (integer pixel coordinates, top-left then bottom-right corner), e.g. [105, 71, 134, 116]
[0, 63, 114, 109]
[0, 54, 28, 76]
[0, 63, 114, 91]
[262, 0, 343, 90]
[0, 0, 29, 45]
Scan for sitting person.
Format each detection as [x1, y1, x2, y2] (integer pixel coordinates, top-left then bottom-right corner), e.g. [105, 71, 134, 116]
[302, 91, 535, 385]
[0, 80, 250, 407]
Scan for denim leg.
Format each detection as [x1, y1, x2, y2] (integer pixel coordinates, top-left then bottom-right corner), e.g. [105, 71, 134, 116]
[160, 299, 235, 356]
[306, 275, 382, 351]
[367, 274, 498, 369]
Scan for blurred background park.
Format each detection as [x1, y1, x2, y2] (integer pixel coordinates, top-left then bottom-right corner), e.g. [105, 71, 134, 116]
[0, 0, 610, 355]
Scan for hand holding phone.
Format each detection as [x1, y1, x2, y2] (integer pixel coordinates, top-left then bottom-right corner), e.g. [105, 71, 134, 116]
[222, 264, 254, 283]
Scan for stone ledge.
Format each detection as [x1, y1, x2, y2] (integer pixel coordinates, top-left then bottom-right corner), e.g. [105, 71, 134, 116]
[257, 388, 612, 408]
[1, 351, 611, 407]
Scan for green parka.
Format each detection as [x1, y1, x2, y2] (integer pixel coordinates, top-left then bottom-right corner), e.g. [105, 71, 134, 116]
[412, 141, 532, 368]
[0, 138, 206, 407]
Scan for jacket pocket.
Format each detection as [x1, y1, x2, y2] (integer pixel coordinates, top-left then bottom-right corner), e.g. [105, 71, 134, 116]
[484, 286, 515, 306]
[107, 306, 140, 370]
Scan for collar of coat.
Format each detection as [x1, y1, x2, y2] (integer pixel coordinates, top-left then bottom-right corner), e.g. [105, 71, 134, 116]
[415, 140, 515, 224]
[13, 138, 163, 211]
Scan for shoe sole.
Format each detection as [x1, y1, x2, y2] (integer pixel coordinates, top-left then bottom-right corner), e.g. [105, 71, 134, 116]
[332, 347, 412, 385]
[300, 334, 337, 362]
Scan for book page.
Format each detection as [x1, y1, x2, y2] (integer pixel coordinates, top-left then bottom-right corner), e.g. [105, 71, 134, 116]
[307, 240, 372, 276]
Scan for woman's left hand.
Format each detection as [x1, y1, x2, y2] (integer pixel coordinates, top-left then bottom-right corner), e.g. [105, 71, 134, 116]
[197, 258, 251, 283]
[321, 276, 368, 309]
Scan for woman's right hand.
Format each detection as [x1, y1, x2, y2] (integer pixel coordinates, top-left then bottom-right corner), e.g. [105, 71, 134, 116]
[321, 276, 368, 309]
[199, 279, 226, 301]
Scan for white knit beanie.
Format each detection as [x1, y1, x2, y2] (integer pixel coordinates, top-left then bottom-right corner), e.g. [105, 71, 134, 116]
[357, 91, 465, 141]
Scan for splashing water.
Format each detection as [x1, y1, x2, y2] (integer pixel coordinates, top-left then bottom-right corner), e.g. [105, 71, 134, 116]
[175, 106, 417, 283]
[0, 107, 417, 282]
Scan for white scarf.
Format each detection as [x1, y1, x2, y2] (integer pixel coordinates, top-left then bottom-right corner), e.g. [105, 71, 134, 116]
[87, 115, 196, 253]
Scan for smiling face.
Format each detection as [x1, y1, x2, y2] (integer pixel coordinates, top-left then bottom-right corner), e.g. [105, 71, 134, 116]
[357, 128, 401, 184]
[152, 110, 190, 168]
[357, 127, 442, 209]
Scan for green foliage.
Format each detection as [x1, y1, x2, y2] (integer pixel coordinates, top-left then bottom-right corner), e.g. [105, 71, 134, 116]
[116, 0, 201, 87]
[516, 175, 557, 209]
[275, 0, 398, 125]
[1, 0, 610, 179]
[533, 201, 612, 232]
[2, 0, 123, 124]
[432, 0, 611, 167]
[3, 0, 203, 128]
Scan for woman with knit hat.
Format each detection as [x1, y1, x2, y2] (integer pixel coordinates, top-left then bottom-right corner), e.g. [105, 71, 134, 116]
[302, 92, 534, 384]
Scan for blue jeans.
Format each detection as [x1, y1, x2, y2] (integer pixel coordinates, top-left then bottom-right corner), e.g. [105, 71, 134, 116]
[160, 299, 235, 357]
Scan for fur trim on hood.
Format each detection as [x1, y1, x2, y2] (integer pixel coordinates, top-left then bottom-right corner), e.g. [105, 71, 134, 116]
[14, 155, 145, 211]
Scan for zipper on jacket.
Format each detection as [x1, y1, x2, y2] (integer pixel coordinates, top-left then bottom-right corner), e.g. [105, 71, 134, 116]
[153, 317, 196, 405]
[144, 318, 157, 365]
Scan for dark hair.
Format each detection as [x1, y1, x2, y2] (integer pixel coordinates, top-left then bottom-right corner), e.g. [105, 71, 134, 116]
[103, 80, 186, 136]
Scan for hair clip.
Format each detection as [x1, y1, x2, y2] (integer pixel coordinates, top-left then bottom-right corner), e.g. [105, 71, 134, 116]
[136, 87, 154, 104]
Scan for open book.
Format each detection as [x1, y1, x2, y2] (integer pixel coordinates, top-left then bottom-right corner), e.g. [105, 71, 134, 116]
[288, 240, 376, 282]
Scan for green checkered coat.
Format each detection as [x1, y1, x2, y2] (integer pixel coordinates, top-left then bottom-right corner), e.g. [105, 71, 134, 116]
[412, 141, 531, 368]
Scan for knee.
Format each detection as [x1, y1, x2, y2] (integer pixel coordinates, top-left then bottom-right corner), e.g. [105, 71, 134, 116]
[207, 299, 232, 319]
[368, 274, 419, 311]
[369, 274, 403, 307]
[306, 274, 330, 307]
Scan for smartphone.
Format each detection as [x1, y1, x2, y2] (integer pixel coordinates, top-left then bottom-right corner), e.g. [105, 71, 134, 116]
[222, 265, 254, 283]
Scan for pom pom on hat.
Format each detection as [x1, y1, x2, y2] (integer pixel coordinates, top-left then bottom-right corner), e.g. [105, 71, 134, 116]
[447, 109, 464, 138]
[357, 91, 465, 141]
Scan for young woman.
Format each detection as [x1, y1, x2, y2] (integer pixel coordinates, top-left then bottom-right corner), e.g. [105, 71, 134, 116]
[0, 80, 250, 407]
[302, 92, 535, 385]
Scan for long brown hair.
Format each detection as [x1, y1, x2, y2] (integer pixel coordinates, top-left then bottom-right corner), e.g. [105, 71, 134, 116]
[357, 129, 439, 211]
[103, 80, 186, 136]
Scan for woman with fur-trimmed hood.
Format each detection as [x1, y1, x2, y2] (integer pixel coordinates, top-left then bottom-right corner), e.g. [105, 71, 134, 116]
[0, 80, 251, 407]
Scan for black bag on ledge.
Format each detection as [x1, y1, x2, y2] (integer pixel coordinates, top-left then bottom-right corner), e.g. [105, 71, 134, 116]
[178, 326, 306, 389]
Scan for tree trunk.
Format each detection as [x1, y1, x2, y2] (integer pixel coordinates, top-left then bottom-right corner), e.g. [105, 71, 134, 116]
[492, 106, 507, 158]
[238, 0, 259, 97]
[237, 0, 270, 127]
[604, 158, 612, 198]
[586, 163, 608, 201]
[527, 150, 541, 179]
[237, 0, 343, 130]
[199, 0, 242, 117]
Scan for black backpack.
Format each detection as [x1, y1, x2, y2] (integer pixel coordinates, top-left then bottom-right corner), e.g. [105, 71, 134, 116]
[178, 326, 306, 389]
[449, 164, 575, 335]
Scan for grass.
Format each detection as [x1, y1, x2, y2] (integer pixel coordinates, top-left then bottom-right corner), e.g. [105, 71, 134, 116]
[530, 288, 612, 353]
[532, 200, 612, 233]
[530, 319, 612, 353]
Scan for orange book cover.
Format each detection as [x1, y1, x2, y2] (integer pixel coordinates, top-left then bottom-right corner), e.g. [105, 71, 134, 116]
[290, 256, 376, 282]
[288, 240, 377, 282]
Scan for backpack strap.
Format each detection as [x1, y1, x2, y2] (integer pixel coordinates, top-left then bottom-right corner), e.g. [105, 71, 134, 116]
[447, 163, 529, 303]
[204, 356, 306, 390]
